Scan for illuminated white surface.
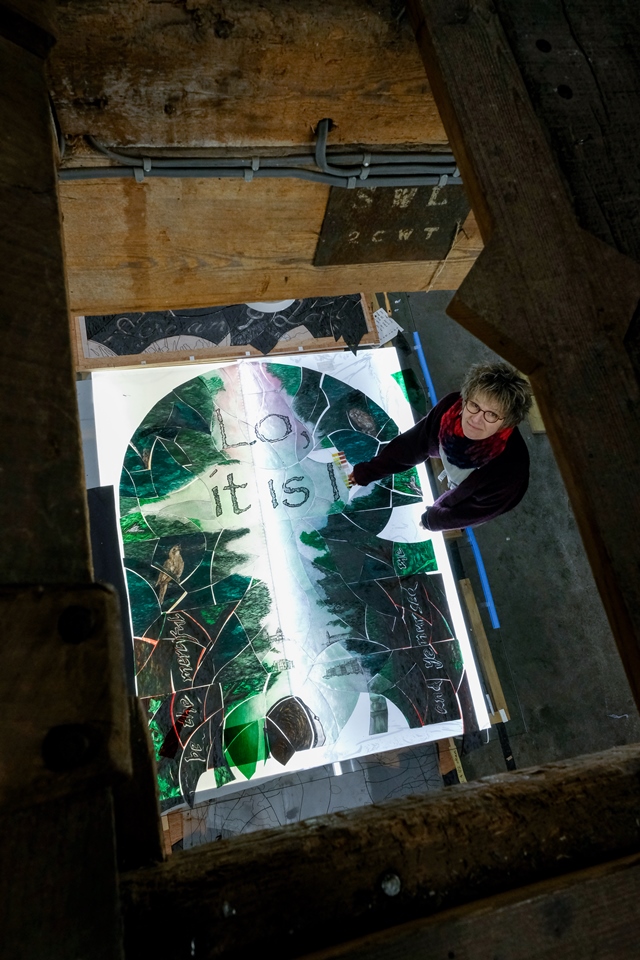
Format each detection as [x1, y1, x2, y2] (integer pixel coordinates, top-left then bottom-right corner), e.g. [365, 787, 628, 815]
[93, 350, 490, 803]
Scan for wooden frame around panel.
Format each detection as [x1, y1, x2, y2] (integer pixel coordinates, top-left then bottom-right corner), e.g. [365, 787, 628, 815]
[71, 293, 379, 371]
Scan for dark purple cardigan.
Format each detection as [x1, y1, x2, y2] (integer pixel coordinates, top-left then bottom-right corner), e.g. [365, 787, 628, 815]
[352, 392, 530, 531]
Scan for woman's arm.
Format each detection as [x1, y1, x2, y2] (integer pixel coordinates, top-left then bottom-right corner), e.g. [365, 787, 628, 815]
[422, 439, 530, 531]
[422, 488, 509, 531]
[351, 394, 457, 486]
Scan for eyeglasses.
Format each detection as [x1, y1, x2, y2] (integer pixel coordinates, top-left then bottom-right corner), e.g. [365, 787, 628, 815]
[464, 398, 505, 424]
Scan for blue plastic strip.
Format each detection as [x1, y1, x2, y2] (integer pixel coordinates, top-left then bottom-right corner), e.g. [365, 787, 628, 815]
[412, 329, 501, 629]
[412, 330, 438, 408]
[465, 528, 501, 629]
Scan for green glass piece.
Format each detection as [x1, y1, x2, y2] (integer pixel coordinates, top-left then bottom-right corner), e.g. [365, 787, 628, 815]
[391, 369, 427, 416]
[122, 445, 156, 498]
[224, 719, 264, 779]
[377, 417, 400, 443]
[212, 573, 251, 605]
[125, 568, 161, 636]
[393, 540, 437, 576]
[395, 466, 421, 493]
[133, 396, 178, 454]
[144, 513, 201, 539]
[157, 773, 181, 804]
[214, 615, 271, 704]
[368, 672, 394, 695]
[121, 511, 155, 544]
[123, 539, 157, 564]
[169, 397, 210, 435]
[355, 554, 396, 583]
[364, 605, 397, 645]
[214, 765, 236, 788]
[346, 483, 392, 512]
[174, 376, 215, 424]
[266, 362, 302, 397]
[120, 468, 137, 499]
[200, 371, 226, 402]
[299, 529, 338, 572]
[208, 528, 250, 582]
[292, 368, 325, 423]
[149, 439, 195, 497]
[369, 694, 389, 734]
[328, 428, 378, 465]
[173, 428, 223, 474]
[235, 581, 272, 637]
[391, 369, 410, 402]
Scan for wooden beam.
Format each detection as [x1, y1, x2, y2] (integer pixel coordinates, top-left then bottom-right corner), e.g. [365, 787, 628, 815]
[0, 20, 91, 583]
[49, 1, 445, 152]
[0, 586, 133, 957]
[408, 0, 640, 710]
[302, 852, 640, 960]
[121, 744, 640, 958]
[60, 178, 481, 316]
[0, 13, 131, 957]
[495, 1, 640, 264]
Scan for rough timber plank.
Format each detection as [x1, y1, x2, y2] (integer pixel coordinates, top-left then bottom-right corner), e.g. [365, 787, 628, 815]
[304, 853, 640, 960]
[72, 329, 380, 372]
[0, 30, 91, 583]
[113, 697, 165, 873]
[495, 0, 640, 262]
[121, 744, 640, 959]
[48, 0, 445, 151]
[0, 585, 131, 811]
[408, 0, 640, 710]
[60, 178, 481, 315]
[0, 17, 127, 958]
[0, 792, 123, 960]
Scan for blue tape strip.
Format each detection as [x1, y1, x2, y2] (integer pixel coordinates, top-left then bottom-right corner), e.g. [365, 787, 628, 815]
[412, 329, 500, 629]
[412, 330, 438, 407]
[465, 528, 501, 629]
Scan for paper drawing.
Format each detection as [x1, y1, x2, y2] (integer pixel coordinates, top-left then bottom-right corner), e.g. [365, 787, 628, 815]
[92, 351, 489, 811]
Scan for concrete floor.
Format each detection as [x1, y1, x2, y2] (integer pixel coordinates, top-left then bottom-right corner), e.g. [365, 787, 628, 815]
[392, 290, 640, 778]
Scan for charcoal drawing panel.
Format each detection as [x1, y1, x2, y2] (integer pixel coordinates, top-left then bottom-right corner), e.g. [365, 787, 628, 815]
[83, 294, 370, 359]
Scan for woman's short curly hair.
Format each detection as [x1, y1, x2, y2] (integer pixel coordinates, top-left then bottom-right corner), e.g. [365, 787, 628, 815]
[461, 361, 533, 428]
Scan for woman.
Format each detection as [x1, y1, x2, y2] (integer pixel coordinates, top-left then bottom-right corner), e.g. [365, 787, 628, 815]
[349, 361, 533, 531]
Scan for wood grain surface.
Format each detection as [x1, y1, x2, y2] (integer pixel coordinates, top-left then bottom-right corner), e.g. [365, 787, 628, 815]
[60, 177, 481, 315]
[0, 32, 91, 582]
[459, 577, 509, 723]
[121, 744, 640, 958]
[48, 0, 445, 150]
[302, 853, 640, 960]
[0, 26, 130, 958]
[409, 0, 640, 710]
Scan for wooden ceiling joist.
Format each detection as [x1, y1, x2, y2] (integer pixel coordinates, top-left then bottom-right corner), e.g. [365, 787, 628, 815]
[121, 744, 640, 957]
[49, 0, 445, 152]
[409, 0, 640, 709]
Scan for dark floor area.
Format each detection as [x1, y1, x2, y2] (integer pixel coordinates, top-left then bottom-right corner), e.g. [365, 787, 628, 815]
[392, 290, 640, 777]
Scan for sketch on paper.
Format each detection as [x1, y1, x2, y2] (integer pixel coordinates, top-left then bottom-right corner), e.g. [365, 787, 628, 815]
[93, 351, 488, 812]
[79, 294, 373, 361]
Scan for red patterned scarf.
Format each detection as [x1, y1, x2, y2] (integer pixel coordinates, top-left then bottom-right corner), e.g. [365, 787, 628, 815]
[438, 397, 513, 469]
